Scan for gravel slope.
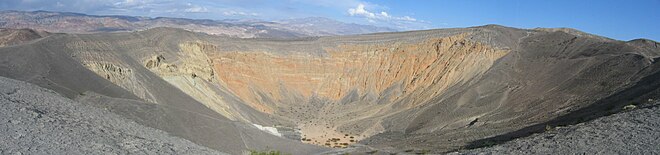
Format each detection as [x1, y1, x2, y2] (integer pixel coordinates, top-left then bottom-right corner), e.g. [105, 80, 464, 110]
[452, 105, 660, 154]
[0, 76, 225, 155]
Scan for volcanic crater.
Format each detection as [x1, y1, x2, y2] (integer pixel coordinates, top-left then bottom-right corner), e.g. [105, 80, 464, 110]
[1, 25, 659, 154]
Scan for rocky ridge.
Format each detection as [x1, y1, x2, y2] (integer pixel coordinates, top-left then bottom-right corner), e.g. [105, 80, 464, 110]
[0, 28, 48, 47]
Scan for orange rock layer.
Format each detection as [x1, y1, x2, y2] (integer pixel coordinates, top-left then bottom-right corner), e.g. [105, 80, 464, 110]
[211, 34, 508, 113]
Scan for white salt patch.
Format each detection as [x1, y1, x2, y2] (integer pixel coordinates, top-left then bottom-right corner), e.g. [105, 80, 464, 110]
[252, 124, 282, 137]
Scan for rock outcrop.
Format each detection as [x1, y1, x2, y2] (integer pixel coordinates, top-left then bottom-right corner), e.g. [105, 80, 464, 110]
[65, 40, 157, 103]
[141, 42, 248, 121]
[142, 42, 217, 82]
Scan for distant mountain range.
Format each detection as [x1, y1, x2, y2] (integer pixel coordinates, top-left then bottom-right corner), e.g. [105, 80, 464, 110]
[0, 10, 397, 38]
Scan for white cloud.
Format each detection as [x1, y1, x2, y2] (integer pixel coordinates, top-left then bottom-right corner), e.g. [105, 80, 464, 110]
[184, 3, 208, 13]
[347, 4, 418, 22]
[380, 11, 388, 17]
[113, 0, 144, 7]
[348, 4, 375, 18]
[55, 1, 64, 7]
[400, 16, 416, 22]
[347, 3, 426, 30]
[290, 0, 362, 8]
[223, 10, 259, 17]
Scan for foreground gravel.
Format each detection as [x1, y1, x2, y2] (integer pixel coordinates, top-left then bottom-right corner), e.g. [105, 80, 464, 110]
[0, 77, 225, 155]
[452, 105, 660, 154]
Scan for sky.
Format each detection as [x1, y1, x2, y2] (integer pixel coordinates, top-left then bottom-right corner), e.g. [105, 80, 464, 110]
[1, 0, 658, 41]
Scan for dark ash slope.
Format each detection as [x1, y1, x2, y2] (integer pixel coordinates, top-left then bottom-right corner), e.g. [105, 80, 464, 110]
[0, 76, 225, 155]
[453, 104, 660, 154]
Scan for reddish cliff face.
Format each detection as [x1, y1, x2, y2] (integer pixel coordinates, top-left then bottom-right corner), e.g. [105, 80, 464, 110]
[211, 33, 508, 114]
[206, 34, 509, 146]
